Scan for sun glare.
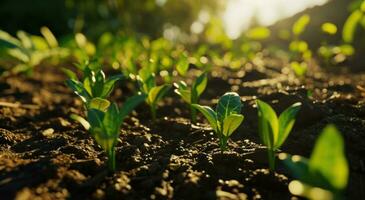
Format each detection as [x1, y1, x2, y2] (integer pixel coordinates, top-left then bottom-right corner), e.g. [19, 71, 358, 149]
[223, 0, 329, 39]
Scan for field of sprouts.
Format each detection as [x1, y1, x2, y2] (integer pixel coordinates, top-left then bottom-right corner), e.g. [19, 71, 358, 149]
[1, 0, 365, 199]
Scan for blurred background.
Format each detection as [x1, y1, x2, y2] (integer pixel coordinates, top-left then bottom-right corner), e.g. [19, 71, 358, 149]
[0, 0, 365, 71]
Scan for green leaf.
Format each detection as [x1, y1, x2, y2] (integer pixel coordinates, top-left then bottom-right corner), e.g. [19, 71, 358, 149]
[65, 79, 90, 102]
[292, 14, 311, 36]
[119, 94, 147, 122]
[222, 114, 244, 137]
[89, 98, 110, 112]
[62, 68, 78, 80]
[343, 10, 363, 43]
[256, 100, 278, 149]
[192, 72, 208, 103]
[174, 81, 191, 103]
[276, 102, 301, 148]
[192, 104, 218, 132]
[101, 74, 123, 98]
[176, 55, 189, 76]
[87, 108, 105, 133]
[147, 84, 171, 106]
[103, 103, 120, 137]
[70, 114, 90, 130]
[0, 29, 22, 48]
[40, 26, 58, 48]
[216, 92, 242, 122]
[246, 27, 271, 40]
[309, 125, 349, 191]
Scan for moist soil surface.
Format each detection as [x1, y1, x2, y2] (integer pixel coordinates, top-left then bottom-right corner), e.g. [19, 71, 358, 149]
[0, 60, 365, 200]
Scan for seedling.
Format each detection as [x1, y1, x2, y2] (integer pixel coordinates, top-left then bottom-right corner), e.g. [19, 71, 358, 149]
[280, 125, 348, 199]
[65, 63, 123, 108]
[174, 72, 208, 123]
[192, 92, 244, 152]
[0, 27, 67, 75]
[256, 100, 301, 171]
[134, 67, 171, 122]
[72, 94, 146, 171]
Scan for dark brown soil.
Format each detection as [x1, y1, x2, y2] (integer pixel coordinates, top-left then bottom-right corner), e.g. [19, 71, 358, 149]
[1, 59, 365, 200]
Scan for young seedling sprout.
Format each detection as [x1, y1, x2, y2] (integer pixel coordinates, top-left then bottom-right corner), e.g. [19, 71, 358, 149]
[174, 72, 208, 123]
[134, 67, 171, 122]
[65, 63, 123, 109]
[256, 100, 301, 171]
[72, 94, 146, 171]
[192, 92, 244, 152]
[280, 125, 348, 199]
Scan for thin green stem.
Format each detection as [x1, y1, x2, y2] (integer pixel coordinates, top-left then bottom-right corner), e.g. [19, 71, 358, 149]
[107, 147, 116, 172]
[150, 104, 156, 123]
[190, 105, 197, 124]
[219, 136, 228, 153]
[268, 149, 276, 172]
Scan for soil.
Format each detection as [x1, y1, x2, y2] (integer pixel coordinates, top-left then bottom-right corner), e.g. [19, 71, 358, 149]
[0, 58, 365, 200]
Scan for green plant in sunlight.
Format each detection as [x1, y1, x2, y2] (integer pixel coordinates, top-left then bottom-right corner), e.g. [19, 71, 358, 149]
[65, 62, 123, 108]
[321, 23, 338, 35]
[290, 61, 307, 77]
[134, 67, 171, 122]
[342, 0, 365, 43]
[288, 14, 312, 76]
[72, 94, 146, 171]
[280, 125, 349, 200]
[256, 100, 301, 171]
[0, 27, 68, 75]
[174, 72, 208, 123]
[192, 92, 244, 152]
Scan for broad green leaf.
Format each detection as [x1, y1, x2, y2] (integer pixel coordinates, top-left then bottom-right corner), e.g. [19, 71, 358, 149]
[83, 77, 93, 96]
[101, 74, 123, 98]
[222, 114, 244, 137]
[103, 103, 120, 137]
[276, 102, 302, 148]
[89, 98, 110, 112]
[176, 55, 189, 76]
[119, 94, 147, 122]
[280, 153, 310, 182]
[216, 92, 242, 122]
[343, 10, 363, 43]
[309, 125, 349, 191]
[293, 15, 310, 36]
[87, 108, 105, 134]
[147, 84, 171, 106]
[256, 100, 278, 149]
[91, 71, 106, 97]
[192, 104, 218, 132]
[192, 72, 208, 102]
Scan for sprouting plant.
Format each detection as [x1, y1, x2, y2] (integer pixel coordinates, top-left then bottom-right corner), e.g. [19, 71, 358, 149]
[72, 94, 146, 171]
[256, 100, 301, 171]
[192, 92, 244, 152]
[65, 63, 123, 108]
[0, 27, 68, 75]
[134, 67, 171, 122]
[280, 125, 349, 199]
[174, 72, 208, 123]
[288, 14, 312, 77]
